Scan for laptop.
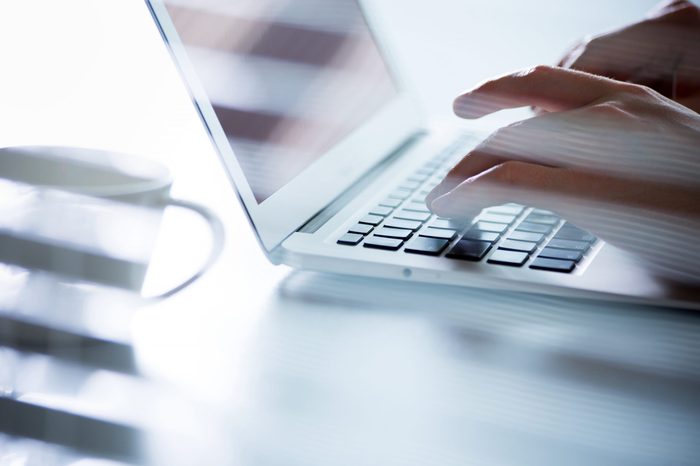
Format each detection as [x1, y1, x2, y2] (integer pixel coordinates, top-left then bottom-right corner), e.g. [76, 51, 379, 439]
[146, 0, 699, 309]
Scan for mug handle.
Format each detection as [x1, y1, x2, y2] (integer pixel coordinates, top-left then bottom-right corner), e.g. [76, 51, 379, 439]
[142, 198, 225, 300]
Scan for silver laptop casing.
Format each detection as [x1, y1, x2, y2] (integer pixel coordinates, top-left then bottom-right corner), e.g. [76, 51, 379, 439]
[146, 0, 699, 310]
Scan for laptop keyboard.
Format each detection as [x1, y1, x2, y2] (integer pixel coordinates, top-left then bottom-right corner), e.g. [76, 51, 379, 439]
[336, 139, 598, 273]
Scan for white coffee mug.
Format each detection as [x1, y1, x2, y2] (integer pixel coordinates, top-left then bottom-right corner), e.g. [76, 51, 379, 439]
[0, 146, 223, 299]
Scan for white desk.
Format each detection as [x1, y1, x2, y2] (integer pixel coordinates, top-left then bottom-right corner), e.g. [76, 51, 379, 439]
[2, 1, 698, 465]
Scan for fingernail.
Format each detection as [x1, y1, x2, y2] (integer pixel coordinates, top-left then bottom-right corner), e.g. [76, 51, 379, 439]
[426, 183, 447, 206]
[431, 190, 483, 221]
[430, 193, 453, 217]
[453, 94, 480, 119]
[429, 176, 463, 204]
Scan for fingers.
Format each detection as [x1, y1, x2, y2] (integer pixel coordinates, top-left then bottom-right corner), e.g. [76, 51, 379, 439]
[425, 149, 507, 206]
[562, 3, 700, 84]
[428, 117, 556, 205]
[429, 159, 700, 220]
[544, 42, 590, 114]
[453, 66, 626, 119]
[430, 161, 581, 219]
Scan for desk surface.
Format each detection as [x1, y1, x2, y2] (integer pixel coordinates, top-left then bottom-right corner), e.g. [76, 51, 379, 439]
[2, 1, 698, 465]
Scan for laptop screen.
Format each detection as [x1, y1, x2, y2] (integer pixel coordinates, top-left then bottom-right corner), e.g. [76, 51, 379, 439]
[162, 0, 399, 203]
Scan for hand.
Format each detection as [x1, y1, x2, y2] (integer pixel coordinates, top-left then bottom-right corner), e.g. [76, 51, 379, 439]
[427, 66, 700, 283]
[558, 0, 700, 112]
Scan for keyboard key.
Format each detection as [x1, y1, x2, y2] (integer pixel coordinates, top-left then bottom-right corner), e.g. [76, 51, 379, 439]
[384, 218, 423, 231]
[531, 208, 555, 216]
[407, 173, 429, 183]
[472, 221, 509, 234]
[530, 257, 576, 273]
[408, 199, 430, 210]
[369, 205, 393, 217]
[388, 189, 412, 200]
[394, 210, 432, 222]
[478, 213, 516, 224]
[538, 247, 583, 262]
[487, 250, 529, 267]
[487, 204, 524, 216]
[359, 214, 384, 226]
[374, 227, 413, 240]
[546, 238, 590, 252]
[462, 229, 500, 243]
[400, 180, 422, 190]
[507, 231, 544, 244]
[411, 194, 427, 203]
[429, 218, 463, 230]
[419, 227, 457, 241]
[348, 223, 373, 235]
[379, 198, 402, 208]
[515, 222, 552, 234]
[554, 224, 597, 243]
[363, 236, 404, 250]
[499, 239, 538, 254]
[435, 150, 452, 160]
[337, 233, 363, 246]
[446, 239, 492, 261]
[524, 214, 560, 225]
[402, 204, 431, 214]
[405, 237, 450, 256]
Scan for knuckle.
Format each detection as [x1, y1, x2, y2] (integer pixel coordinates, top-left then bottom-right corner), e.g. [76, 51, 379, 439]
[622, 82, 655, 98]
[616, 83, 665, 109]
[492, 161, 523, 185]
[561, 43, 585, 68]
[571, 34, 606, 62]
[477, 127, 510, 152]
[477, 122, 529, 156]
[582, 34, 601, 48]
[589, 101, 628, 117]
[527, 65, 556, 76]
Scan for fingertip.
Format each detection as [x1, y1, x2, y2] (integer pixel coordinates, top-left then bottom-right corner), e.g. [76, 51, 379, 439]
[426, 180, 447, 205]
[430, 191, 482, 220]
[429, 193, 453, 218]
[453, 93, 492, 119]
[425, 187, 441, 208]
[453, 94, 477, 119]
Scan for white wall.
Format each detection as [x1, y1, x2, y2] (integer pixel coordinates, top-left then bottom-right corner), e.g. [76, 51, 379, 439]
[366, 0, 660, 119]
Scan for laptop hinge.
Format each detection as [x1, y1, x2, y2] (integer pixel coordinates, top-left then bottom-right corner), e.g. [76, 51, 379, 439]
[297, 130, 427, 234]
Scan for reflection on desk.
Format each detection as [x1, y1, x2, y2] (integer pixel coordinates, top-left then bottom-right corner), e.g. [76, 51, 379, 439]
[5, 264, 696, 465]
